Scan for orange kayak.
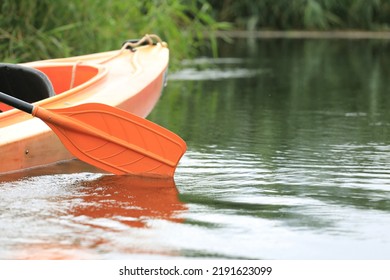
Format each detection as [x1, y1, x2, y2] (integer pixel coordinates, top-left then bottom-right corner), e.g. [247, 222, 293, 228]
[0, 35, 169, 174]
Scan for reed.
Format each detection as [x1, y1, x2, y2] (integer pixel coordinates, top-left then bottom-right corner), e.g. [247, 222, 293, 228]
[3, 1, 390, 66]
[0, 0, 228, 66]
[210, 0, 390, 31]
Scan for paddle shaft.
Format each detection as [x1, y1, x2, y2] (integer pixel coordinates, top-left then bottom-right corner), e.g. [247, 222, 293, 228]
[0, 91, 34, 114]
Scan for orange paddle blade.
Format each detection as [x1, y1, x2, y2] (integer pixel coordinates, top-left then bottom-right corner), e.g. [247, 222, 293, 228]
[32, 103, 187, 177]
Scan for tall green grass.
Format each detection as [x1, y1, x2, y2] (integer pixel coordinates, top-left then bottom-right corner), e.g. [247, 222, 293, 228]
[2, 1, 390, 66]
[0, 0, 229, 65]
[210, 0, 390, 31]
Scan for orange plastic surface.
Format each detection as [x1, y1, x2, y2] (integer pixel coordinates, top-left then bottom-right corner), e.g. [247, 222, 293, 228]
[0, 102, 12, 112]
[35, 65, 99, 94]
[32, 103, 187, 177]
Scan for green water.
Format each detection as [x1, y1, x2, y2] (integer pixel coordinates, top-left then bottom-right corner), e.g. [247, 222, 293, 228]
[2, 38, 390, 259]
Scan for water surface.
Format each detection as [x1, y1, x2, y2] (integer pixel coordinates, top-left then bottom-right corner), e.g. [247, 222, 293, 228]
[2, 38, 390, 259]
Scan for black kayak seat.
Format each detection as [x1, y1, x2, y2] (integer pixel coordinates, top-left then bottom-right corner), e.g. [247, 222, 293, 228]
[0, 63, 55, 105]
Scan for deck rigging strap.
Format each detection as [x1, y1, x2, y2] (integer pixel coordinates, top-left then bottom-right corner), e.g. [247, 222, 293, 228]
[98, 34, 166, 64]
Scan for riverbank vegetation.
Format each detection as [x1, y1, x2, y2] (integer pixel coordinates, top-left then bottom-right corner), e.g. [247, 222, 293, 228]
[1, 1, 390, 64]
[0, 0, 228, 64]
[210, 0, 390, 31]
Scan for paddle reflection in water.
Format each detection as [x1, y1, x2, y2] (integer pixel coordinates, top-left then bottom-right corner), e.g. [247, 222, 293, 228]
[0, 161, 186, 259]
[73, 174, 186, 228]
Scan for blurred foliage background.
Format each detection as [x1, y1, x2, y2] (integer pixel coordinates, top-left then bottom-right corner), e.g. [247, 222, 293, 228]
[0, 0, 228, 65]
[1, 0, 390, 65]
[210, 0, 390, 31]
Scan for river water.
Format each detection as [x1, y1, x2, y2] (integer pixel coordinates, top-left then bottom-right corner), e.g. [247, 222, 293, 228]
[2, 38, 390, 259]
